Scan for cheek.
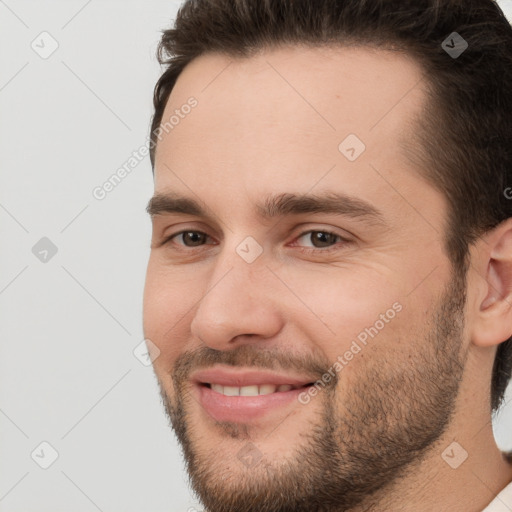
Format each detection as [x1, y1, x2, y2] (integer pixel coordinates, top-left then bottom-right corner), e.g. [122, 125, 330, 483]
[280, 266, 405, 353]
[143, 263, 195, 366]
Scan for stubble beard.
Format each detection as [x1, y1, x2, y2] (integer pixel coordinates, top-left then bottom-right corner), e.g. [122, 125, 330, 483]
[158, 272, 468, 512]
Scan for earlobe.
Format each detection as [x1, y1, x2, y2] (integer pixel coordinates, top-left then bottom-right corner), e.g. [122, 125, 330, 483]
[472, 221, 512, 348]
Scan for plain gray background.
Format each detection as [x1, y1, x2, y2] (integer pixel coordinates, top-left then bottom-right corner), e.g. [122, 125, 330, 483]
[1, 1, 512, 511]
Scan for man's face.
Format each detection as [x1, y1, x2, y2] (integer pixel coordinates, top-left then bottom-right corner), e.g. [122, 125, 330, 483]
[143, 47, 469, 511]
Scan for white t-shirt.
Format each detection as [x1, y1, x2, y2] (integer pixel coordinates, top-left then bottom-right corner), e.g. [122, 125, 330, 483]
[481, 480, 512, 511]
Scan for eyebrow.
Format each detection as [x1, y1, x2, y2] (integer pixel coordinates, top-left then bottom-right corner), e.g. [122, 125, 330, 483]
[146, 191, 385, 226]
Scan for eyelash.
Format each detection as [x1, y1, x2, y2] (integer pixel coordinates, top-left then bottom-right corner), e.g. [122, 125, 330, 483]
[161, 229, 350, 254]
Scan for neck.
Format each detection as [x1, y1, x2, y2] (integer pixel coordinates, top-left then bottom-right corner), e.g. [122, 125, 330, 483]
[349, 375, 512, 512]
[352, 425, 511, 512]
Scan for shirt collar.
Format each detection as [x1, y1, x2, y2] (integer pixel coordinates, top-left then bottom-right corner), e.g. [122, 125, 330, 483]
[481, 452, 512, 512]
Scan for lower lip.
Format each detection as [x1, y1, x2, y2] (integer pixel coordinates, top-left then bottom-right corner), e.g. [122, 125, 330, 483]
[196, 384, 310, 423]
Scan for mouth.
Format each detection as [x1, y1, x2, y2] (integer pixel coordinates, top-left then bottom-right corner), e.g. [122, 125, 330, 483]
[201, 382, 312, 396]
[191, 367, 316, 423]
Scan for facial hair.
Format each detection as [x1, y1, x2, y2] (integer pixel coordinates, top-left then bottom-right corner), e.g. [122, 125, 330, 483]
[157, 272, 467, 512]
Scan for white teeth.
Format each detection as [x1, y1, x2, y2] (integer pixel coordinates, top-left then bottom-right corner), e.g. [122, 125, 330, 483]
[223, 386, 240, 396]
[211, 383, 224, 394]
[208, 383, 295, 396]
[240, 385, 259, 396]
[258, 384, 277, 395]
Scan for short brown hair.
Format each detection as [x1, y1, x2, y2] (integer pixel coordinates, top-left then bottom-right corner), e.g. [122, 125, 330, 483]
[150, 0, 512, 411]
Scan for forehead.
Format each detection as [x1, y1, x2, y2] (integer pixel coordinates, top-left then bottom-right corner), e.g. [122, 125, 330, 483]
[153, 45, 434, 218]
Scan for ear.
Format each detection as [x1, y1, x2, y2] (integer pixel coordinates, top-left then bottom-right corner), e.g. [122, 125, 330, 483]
[472, 218, 512, 348]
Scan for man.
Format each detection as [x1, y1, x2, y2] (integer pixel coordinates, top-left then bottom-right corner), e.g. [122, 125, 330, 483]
[143, 0, 512, 510]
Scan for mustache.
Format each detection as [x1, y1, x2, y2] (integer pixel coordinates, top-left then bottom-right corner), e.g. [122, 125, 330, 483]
[171, 344, 338, 388]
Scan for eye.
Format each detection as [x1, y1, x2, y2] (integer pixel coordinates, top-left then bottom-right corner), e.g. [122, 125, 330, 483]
[292, 230, 345, 250]
[166, 230, 213, 247]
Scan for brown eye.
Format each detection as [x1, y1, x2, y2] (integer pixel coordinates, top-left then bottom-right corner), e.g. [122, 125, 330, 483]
[310, 231, 339, 247]
[295, 230, 342, 249]
[174, 231, 209, 247]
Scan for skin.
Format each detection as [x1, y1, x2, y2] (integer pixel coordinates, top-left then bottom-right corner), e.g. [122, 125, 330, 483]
[143, 46, 512, 511]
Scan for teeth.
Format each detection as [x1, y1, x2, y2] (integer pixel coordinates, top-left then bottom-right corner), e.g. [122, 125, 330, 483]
[209, 383, 296, 396]
[211, 383, 224, 394]
[240, 385, 259, 396]
[223, 386, 240, 396]
[258, 384, 277, 395]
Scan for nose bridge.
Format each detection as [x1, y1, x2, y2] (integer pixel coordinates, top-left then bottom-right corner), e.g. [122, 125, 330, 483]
[209, 230, 271, 300]
[196, 239, 267, 317]
[190, 239, 283, 347]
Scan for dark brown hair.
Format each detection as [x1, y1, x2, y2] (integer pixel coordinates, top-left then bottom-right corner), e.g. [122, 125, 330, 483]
[150, 0, 512, 412]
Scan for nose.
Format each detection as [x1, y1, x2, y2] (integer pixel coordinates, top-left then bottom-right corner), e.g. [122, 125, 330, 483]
[190, 251, 284, 351]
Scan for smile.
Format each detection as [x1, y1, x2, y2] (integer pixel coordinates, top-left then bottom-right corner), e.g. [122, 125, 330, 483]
[191, 367, 316, 422]
[205, 383, 304, 396]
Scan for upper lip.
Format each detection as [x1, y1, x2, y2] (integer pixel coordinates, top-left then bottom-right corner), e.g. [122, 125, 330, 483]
[191, 366, 316, 388]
